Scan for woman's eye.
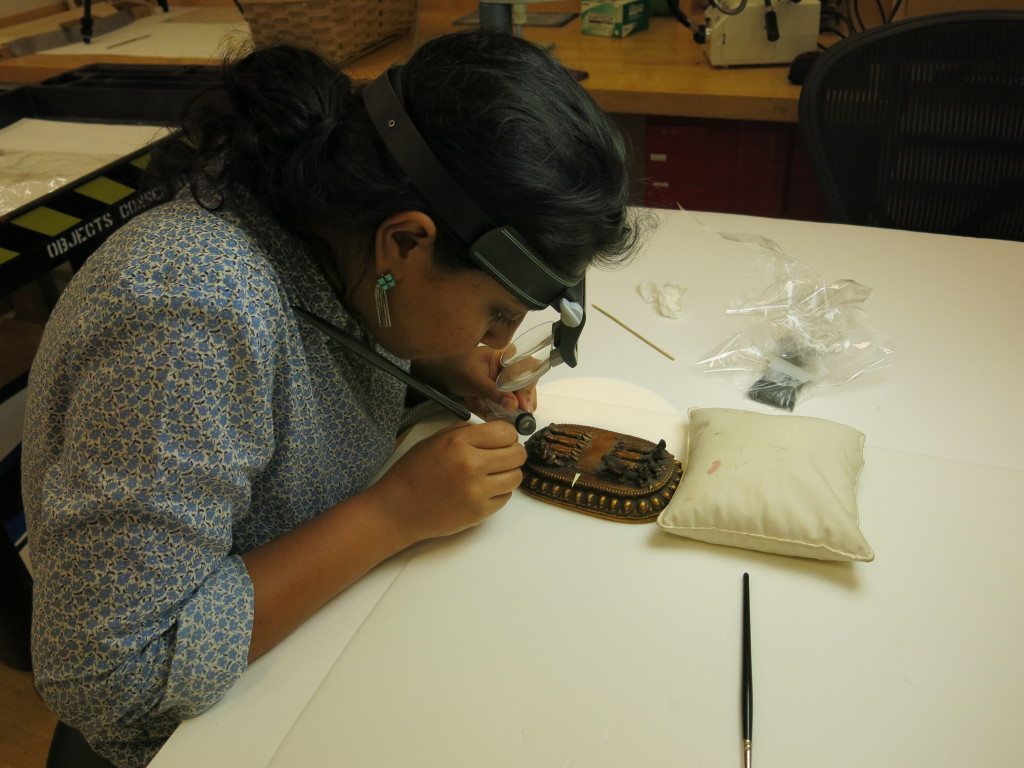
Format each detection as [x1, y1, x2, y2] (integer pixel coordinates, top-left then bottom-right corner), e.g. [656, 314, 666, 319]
[493, 311, 519, 327]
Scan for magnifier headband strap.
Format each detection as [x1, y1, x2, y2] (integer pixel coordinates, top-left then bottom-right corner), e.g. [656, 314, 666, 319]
[363, 67, 490, 245]
[471, 227, 579, 309]
[362, 67, 581, 309]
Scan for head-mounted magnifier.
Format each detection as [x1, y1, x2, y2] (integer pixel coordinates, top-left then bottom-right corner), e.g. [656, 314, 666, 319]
[362, 66, 586, 382]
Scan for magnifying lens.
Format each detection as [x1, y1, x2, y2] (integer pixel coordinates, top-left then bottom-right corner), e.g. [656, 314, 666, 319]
[496, 321, 561, 392]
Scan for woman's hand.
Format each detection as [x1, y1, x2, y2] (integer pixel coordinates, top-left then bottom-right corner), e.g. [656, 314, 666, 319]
[413, 347, 537, 417]
[242, 419, 524, 661]
[370, 420, 527, 543]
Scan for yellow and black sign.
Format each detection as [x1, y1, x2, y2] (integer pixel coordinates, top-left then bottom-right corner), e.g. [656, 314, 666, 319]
[0, 62, 221, 293]
[0, 136, 176, 291]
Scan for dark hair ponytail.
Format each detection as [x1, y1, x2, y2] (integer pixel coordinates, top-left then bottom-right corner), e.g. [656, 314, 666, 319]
[397, 31, 645, 275]
[159, 31, 646, 279]
[161, 46, 363, 228]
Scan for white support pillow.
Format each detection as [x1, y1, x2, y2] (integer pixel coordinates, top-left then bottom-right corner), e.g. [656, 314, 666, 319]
[657, 408, 874, 562]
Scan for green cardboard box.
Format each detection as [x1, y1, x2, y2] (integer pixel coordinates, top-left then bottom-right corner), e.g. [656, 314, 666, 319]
[581, 0, 650, 38]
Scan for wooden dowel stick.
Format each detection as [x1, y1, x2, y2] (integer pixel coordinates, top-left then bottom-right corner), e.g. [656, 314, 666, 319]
[591, 304, 676, 361]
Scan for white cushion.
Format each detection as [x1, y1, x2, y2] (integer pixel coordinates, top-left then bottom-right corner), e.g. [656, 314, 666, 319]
[657, 408, 874, 562]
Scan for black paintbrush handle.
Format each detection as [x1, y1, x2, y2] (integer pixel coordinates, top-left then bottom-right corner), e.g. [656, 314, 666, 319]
[742, 573, 753, 741]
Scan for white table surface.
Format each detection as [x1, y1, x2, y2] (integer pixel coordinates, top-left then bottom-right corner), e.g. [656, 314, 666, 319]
[558, 209, 1024, 471]
[151, 210, 1024, 768]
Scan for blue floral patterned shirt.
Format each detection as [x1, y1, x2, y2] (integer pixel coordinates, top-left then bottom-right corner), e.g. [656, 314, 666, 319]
[22, 192, 407, 767]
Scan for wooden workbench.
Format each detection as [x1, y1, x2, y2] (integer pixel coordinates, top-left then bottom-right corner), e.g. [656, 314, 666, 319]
[0, 0, 804, 122]
[1, 0, 1018, 119]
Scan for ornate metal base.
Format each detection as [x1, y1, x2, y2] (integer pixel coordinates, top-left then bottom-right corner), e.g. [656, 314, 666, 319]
[521, 423, 683, 523]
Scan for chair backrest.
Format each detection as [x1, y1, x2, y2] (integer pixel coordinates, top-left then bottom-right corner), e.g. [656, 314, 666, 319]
[799, 11, 1024, 241]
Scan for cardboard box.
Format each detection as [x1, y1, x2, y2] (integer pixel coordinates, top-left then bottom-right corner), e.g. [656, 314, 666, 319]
[581, 0, 650, 37]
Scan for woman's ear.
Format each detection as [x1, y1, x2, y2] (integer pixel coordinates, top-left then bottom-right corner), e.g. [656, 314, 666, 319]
[374, 211, 437, 278]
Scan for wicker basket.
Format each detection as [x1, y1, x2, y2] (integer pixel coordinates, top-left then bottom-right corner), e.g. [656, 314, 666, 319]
[241, 0, 418, 66]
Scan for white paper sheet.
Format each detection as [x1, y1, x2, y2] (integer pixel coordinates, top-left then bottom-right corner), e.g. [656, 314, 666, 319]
[267, 393, 1024, 768]
[0, 117, 166, 155]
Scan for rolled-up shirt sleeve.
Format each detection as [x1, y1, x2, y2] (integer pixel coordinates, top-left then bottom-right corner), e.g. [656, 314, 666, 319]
[24, 226, 282, 766]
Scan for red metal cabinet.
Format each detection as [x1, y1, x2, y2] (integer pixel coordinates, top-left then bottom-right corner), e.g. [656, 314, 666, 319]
[643, 116, 827, 221]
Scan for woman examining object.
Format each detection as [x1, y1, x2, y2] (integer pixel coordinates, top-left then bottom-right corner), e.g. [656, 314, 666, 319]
[23, 30, 642, 768]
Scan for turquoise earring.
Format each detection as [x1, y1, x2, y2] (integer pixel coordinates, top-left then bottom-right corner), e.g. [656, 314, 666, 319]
[375, 271, 396, 328]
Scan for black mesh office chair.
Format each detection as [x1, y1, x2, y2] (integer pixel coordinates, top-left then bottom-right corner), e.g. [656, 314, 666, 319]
[799, 11, 1024, 241]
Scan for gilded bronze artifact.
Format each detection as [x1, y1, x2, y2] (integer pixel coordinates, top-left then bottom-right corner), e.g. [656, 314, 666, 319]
[521, 423, 683, 523]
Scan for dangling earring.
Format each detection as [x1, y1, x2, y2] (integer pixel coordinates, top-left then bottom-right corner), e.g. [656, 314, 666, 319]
[375, 271, 396, 328]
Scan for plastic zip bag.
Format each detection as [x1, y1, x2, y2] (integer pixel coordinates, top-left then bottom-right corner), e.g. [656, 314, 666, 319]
[0, 149, 124, 216]
[695, 232, 894, 410]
